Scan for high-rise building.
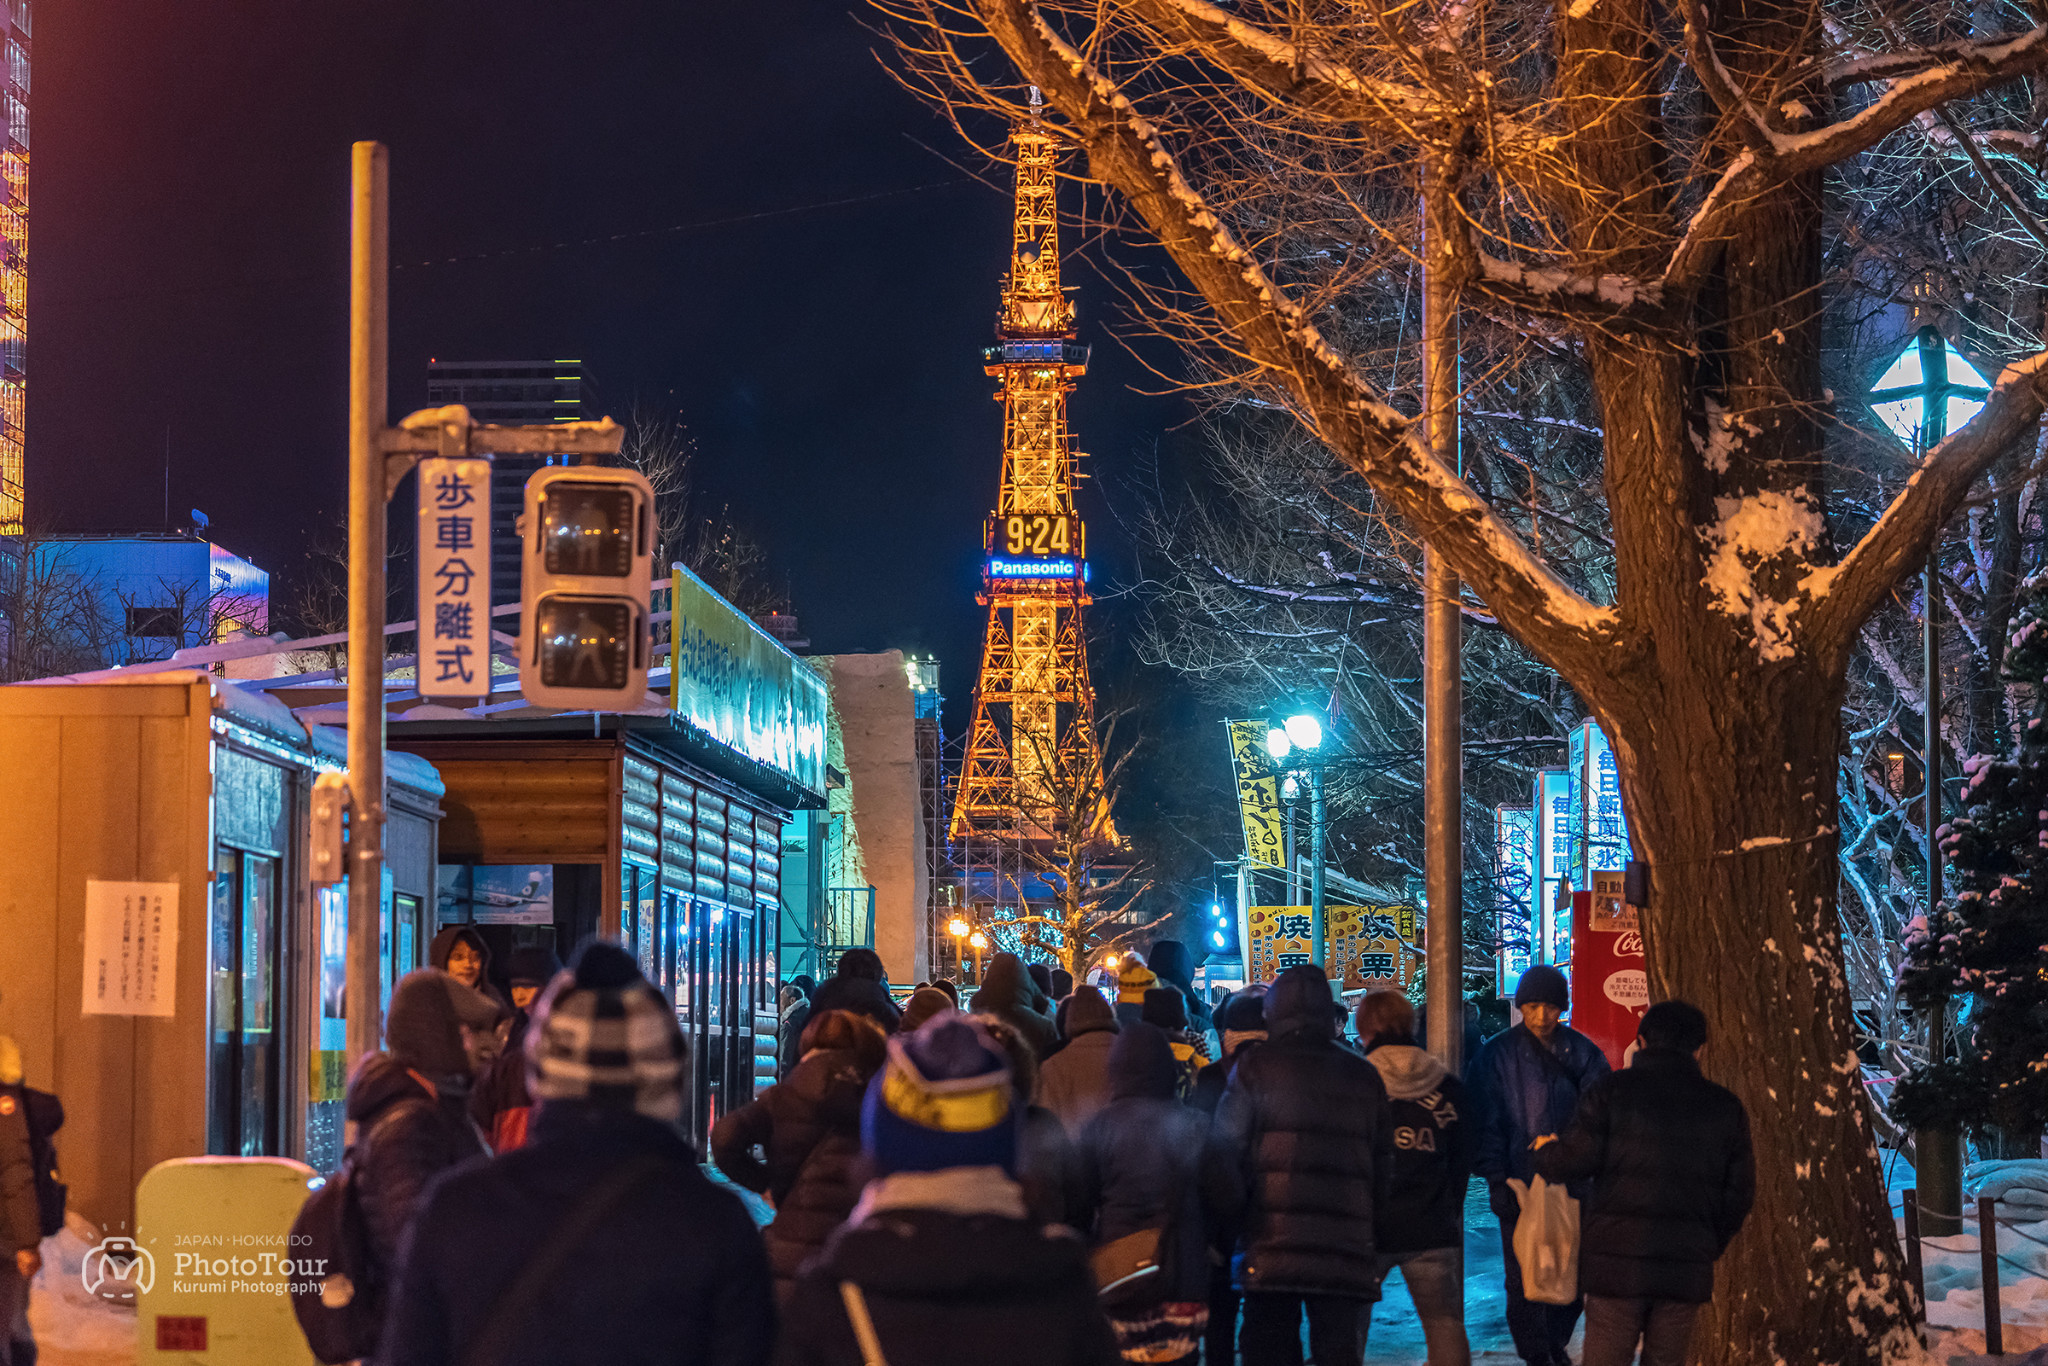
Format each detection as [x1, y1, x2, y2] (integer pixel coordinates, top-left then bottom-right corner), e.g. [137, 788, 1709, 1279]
[0, 1, 30, 535]
[424, 358, 593, 610]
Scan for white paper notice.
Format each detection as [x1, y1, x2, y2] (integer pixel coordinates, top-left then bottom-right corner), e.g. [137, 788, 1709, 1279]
[82, 880, 178, 1017]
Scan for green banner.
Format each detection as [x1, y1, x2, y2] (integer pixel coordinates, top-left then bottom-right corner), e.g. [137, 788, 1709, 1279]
[670, 565, 827, 796]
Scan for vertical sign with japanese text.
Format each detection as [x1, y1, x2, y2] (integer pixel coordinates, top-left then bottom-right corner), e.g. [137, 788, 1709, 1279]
[418, 457, 491, 701]
[1226, 721, 1285, 869]
[82, 880, 178, 1017]
[1495, 805, 1535, 993]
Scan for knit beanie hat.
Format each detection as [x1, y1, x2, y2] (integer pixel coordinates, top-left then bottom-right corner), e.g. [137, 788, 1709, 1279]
[1060, 986, 1118, 1038]
[1514, 964, 1571, 1011]
[1142, 986, 1189, 1032]
[861, 1010, 1016, 1175]
[387, 968, 504, 1077]
[1116, 960, 1158, 1004]
[527, 941, 688, 1123]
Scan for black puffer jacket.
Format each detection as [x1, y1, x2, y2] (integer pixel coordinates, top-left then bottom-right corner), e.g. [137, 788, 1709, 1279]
[1077, 1025, 1237, 1303]
[1210, 969, 1392, 1296]
[1534, 1047, 1755, 1302]
[775, 1205, 1119, 1366]
[710, 1046, 873, 1282]
[1363, 1038, 1471, 1255]
[345, 1053, 490, 1278]
[975, 954, 1060, 1058]
[809, 975, 900, 1034]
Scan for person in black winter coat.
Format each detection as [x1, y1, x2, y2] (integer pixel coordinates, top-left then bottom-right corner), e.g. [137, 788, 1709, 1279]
[0, 1036, 42, 1366]
[808, 949, 901, 1034]
[471, 946, 564, 1151]
[383, 942, 774, 1366]
[1146, 940, 1215, 1050]
[1355, 992, 1472, 1366]
[777, 980, 813, 1077]
[1076, 1024, 1236, 1365]
[1534, 1000, 1755, 1366]
[975, 952, 1061, 1058]
[1210, 965, 1393, 1366]
[1193, 986, 1266, 1366]
[978, 1014, 1081, 1227]
[711, 1009, 888, 1297]
[1470, 965, 1612, 1366]
[346, 968, 499, 1323]
[775, 1010, 1119, 1366]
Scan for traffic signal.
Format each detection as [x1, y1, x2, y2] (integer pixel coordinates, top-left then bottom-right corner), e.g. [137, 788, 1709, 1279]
[518, 466, 655, 709]
[1207, 898, 1239, 955]
[309, 771, 348, 886]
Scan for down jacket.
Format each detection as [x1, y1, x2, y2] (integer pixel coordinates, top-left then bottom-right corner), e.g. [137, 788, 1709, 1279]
[1039, 990, 1120, 1135]
[1470, 1021, 1610, 1188]
[1534, 1047, 1755, 1302]
[344, 1053, 491, 1279]
[1209, 978, 1392, 1297]
[1362, 1041, 1471, 1255]
[710, 1046, 873, 1283]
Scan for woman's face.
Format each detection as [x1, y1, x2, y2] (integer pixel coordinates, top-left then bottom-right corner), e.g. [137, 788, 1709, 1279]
[446, 940, 483, 988]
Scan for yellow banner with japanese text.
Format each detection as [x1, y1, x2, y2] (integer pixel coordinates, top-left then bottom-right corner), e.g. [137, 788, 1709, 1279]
[1227, 721, 1285, 869]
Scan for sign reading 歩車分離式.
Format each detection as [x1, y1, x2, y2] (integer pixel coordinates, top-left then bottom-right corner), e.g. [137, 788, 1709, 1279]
[669, 564, 827, 796]
[417, 457, 492, 702]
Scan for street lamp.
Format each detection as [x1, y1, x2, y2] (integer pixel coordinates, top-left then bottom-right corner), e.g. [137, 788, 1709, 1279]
[947, 916, 970, 977]
[1868, 323, 1990, 1240]
[1266, 713, 1330, 967]
[968, 929, 989, 984]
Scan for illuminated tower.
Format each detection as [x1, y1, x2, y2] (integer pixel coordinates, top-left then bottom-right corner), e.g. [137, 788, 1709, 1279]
[0, 0, 27, 533]
[950, 96, 1113, 845]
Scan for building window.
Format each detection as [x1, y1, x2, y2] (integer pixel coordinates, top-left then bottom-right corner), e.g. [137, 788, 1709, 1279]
[127, 605, 181, 638]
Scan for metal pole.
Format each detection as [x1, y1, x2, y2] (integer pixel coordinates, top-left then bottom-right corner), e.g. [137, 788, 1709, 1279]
[1916, 324, 1962, 1237]
[1422, 156, 1465, 1073]
[345, 140, 389, 1071]
[1980, 1195, 2004, 1355]
[1309, 762, 1327, 967]
[1902, 1188, 1924, 1316]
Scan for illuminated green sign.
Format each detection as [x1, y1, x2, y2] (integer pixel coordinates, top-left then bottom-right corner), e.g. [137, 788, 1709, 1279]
[669, 565, 827, 796]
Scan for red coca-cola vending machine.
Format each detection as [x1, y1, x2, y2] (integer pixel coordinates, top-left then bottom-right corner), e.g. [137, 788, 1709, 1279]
[1570, 869, 1649, 1069]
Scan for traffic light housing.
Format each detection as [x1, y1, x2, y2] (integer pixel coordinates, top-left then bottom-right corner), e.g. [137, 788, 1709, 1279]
[309, 771, 348, 887]
[518, 466, 655, 710]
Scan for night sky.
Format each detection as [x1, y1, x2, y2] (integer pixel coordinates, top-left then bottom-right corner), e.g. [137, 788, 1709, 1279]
[30, 0, 1190, 733]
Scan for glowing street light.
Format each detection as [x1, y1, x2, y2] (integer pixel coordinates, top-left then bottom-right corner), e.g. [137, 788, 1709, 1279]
[1267, 710, 1333, 966]
[967, 928, 989, 983]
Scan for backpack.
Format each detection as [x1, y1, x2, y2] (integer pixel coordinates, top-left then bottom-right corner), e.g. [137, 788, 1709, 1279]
[287, 1148, 382, 1364]
[19, 1086, 66, 1238]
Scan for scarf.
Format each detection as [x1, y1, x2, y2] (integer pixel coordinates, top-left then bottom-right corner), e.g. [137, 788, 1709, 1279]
[849, 1166, 1029, 1224]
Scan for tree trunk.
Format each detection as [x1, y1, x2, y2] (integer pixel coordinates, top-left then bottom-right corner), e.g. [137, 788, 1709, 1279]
[1611, 660, 1918, 1361]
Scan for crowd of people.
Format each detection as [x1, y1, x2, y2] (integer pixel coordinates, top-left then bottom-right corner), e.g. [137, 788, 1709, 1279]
[295, 935, 1761, 1366]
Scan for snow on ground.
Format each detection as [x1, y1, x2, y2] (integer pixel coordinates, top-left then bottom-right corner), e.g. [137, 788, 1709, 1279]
[1891, 1154, 2048, 1364]
[25, 1214, 137, 1366]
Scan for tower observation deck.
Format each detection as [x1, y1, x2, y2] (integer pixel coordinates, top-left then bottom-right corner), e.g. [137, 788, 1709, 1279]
[950, 95, 1115, 849]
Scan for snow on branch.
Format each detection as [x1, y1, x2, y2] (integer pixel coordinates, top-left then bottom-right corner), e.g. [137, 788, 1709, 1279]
[1468, 243, 1667, 323]
[971, 0, 1625, 669]
[1817, 351, 2048, 659]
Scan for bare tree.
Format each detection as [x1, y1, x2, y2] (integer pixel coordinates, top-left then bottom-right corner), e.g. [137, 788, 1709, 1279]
[877, 0, 2048, 1354]
[979, 712, 1165, 974]
[0, 536, 118, 681]
[617, 402, 784, 618]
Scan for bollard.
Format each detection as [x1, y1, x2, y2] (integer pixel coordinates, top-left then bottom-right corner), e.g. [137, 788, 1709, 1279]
[1980, 1195, 2003, 1356]
[1904, 1187, 1925, 1317]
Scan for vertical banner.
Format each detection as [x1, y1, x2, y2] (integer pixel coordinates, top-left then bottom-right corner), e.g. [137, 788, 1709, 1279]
[1226, 721, 1285, 869]
[1570, 869, 1648, 1069]
[1533, 769, 1572, 964]
[1494, 806, 1535, 994]
[82, 880, 178, 1017]
[1567, 719, 1629, 890]
[418, 457, 492, 702]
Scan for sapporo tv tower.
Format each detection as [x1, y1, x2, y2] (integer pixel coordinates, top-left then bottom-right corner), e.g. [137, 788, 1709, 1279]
[950, 92, 1116, 849]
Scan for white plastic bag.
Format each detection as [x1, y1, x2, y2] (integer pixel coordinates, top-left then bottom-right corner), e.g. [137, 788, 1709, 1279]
[1508, 1175, 1581, 1305]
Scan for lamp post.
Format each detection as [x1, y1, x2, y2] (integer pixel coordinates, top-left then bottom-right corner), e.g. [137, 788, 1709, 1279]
[948, 915, 970, 980]
[1268, 715, 1329, 967]
[1869, 323, 1990, 1240]
[968, 929, 988, 985]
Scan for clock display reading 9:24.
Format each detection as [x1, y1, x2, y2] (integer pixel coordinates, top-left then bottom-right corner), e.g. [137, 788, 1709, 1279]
[1000, 513, 1075, 557]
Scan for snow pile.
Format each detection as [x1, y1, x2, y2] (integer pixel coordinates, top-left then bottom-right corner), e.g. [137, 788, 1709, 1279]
[1698, 488, 1828, 662]
[25, 1213, 135, 1366]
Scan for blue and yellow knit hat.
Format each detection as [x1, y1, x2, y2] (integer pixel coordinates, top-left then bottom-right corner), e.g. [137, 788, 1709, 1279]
[861, 1009, 1017, 1174]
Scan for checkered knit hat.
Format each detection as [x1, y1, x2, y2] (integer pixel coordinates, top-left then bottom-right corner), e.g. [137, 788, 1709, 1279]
[526, 941, 687, 1123]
